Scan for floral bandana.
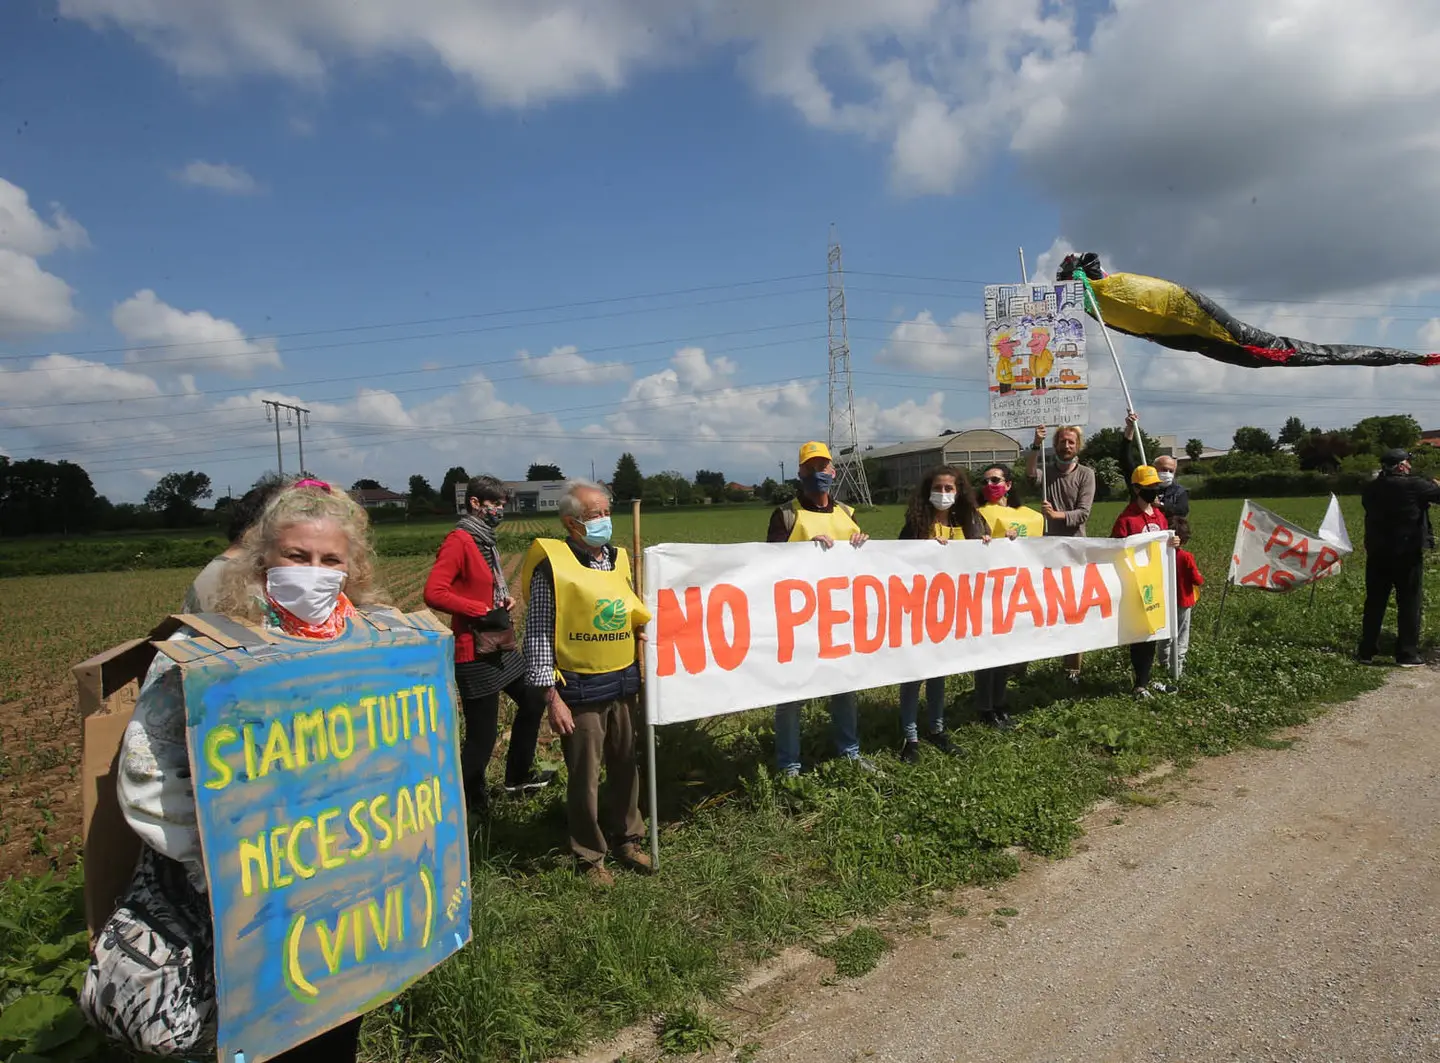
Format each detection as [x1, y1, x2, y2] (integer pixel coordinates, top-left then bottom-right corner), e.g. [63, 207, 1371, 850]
[262, 591, 357, 639]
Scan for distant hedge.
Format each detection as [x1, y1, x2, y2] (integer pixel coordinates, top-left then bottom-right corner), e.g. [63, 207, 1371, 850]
[1193, 471, 1373, 499]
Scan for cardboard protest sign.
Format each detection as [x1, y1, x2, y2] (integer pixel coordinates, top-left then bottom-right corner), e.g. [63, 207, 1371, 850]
[170, 609, 470, 1063]
[643, 534, 1172, 726]
[1227, 495, 1352, 591]
[983, 280, 1089, 430]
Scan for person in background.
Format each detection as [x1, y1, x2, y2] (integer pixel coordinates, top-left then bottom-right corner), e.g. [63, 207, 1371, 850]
[766, 441, 874, 775]
[971, 464, 1024, 728]
[896, 465, 990, 762]
[1160, 516, 1203, 680]
[103, 480, 387, 1061]
[1122, 411, 1189, 520]
[522, 479, 652, 886]
[425, 475, 552, 824]
[1026, 425, 1096, 683]
[1111, 465, 1179, 697]
[1358, 448, 1440, 667]
[183, 474, 288, 612]
[976, 462, 1044, 540]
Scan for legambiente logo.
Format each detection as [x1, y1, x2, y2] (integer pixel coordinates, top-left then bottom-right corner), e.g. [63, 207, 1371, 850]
[592, 598, 627, 632]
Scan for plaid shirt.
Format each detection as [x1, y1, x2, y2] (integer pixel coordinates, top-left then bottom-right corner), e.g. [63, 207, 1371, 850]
[524, 541, 615, 688]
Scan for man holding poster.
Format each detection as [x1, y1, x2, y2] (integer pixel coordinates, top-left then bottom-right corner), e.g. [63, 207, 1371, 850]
[766, 441, 874, 775]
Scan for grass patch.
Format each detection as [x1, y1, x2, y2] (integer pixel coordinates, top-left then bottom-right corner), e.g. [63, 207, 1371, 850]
[993, 907, 1019, 917]
[656, 1005, 725, 1056]
[816, 926, 890, 978]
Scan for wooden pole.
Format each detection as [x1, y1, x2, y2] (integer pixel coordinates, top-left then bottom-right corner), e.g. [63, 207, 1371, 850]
[1213, 578, 1232, 637]
[632, 499, 660, 870]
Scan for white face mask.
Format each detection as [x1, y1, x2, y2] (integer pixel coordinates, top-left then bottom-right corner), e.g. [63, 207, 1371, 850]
[266, 566, 346, 624]
[930, 490, 956, 511]
[1157, 470, 1175, 485]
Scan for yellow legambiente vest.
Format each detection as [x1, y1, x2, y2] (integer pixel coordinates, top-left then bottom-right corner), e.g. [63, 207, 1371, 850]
[521, 540, 652, 677]
[787, 498, 861, 542]
[929, 521, 965, 541]
[978, 503, 1045, 539]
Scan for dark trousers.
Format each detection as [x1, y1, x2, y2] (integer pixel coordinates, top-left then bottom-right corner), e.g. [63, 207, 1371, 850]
[973, 668, 1010, 713]
[271, 1016, 362, 1061]
[1359, 552, 1424, 661]
[559, 696, 645, 867]
[461, 674, 545, 804]
[1130, 642, 1157, 688]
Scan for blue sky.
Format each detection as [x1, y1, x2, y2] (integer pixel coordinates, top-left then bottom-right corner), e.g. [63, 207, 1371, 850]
[4, 0, 1440, 502]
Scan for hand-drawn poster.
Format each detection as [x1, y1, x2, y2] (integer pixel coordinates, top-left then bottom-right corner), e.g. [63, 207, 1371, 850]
[180, 615, 470, 1063]
[983, 281, 1089, 430]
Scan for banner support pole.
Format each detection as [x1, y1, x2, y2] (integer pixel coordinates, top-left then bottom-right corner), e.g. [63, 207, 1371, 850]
[1169, 541, 1181, 682]
[1213, 579, 1231, 637]
[632, 498, 660, 870]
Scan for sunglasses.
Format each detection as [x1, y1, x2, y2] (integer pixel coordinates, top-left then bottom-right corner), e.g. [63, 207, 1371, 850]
[981, 476, 1007, 485]
[293, 478, 332, 493]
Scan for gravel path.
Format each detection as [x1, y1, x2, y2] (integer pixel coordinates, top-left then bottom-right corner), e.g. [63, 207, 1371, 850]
[739, 668, 1440, 1063]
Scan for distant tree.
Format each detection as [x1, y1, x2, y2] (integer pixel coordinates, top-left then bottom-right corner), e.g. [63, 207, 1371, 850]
[439, 466, 470, 509]
[527, 463, 563, 481]
[1184, 438, 1205, 462]
[145, 470, 214, 528]
[1079, 425, 1165, 469]
[644, 471, 694, 506]
[1278, 416, 1307, 447]
[408, 474, 435, 500]
[1231, 426, 1277, 455]
[0, 456, 103, 535]
[1090, 457, 1126, 501]
[612, 453, 644, 500]
[694, 469, 726, 503]
[862, 457, 888, 502]
[1349, 414, 1420, 456]
[1295, 430, 1356, 473]
[1213, 450, 1299, 474]
[350, 478, 384, 492]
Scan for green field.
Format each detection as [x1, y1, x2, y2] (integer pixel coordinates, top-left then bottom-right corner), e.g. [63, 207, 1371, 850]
[0, 496, 1431, 1062]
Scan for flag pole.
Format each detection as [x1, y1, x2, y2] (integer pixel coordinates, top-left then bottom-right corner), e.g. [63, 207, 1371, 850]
[1076, 272, 1145, 465]
[1213, 578, 1231, 637]
[1021, 251, 1049, 515]
[632, 498, 660, 870]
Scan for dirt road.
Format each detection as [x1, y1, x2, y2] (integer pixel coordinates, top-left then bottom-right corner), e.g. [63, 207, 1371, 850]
[715, 668, 1440, 1063]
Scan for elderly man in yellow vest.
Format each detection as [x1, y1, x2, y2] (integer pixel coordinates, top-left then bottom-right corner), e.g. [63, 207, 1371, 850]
[523, 479, 653, 886]
[765, 441, 874, 776]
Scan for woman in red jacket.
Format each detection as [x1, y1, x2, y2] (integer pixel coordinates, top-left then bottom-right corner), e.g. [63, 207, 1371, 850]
[1111, 464, 1179, 697]
[425, 475, 551, 818]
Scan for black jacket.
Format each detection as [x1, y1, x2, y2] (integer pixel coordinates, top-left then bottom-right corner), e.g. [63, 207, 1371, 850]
[1361, 471, 1440, 557]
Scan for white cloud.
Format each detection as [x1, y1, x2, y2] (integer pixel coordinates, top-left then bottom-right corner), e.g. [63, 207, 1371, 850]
[517, 344, 631, 385]
[173, 160, 262, 195]
[0, 177, 87, 337]
[0, 250, 81, 337]
[876, 309, 982, 372]
[0, 178, 89, 257]
[854, 390, 948, 442]
[1420, 319, 1440, 349]
[112, 290, 283, 377]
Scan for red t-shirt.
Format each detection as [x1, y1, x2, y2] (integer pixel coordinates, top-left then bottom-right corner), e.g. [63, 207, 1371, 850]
[1176, 548, 1204, 608]
[1110, 501, 1169, 538]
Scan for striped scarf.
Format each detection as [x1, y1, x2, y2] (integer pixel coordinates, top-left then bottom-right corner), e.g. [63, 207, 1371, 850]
[458, 514, 508, 603]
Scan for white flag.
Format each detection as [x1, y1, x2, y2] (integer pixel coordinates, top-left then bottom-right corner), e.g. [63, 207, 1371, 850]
[1228, 496, 1353, 592]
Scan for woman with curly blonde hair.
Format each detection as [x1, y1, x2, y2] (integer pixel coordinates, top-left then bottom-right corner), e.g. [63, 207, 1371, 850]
[86, 479, 388, 1062]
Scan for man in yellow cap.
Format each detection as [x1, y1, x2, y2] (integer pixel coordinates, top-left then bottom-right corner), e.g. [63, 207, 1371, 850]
[765, 441, 873, 775]
[523, 478, 653, 885]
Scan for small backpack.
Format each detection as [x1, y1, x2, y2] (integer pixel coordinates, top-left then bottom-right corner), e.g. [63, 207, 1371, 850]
[80, 845, 217, 1057]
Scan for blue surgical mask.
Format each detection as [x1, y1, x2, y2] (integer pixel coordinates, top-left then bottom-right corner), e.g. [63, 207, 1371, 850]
[803, 470, 835, 494]
[581, 516, 612, 546]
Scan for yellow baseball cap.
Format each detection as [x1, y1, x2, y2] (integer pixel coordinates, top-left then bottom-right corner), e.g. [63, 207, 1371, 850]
[798, 441, 832, 465]
[1130, 465, 1161, 487]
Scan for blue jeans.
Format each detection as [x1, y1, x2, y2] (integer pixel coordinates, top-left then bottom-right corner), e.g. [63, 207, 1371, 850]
[899, 677, 946, 741]
[774, 692, 859, 773]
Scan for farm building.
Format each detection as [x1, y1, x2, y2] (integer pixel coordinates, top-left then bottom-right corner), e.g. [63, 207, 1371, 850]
[501, 479, 567, 513]
[351, 487, 409, 510]
[840, 429, 1024, 500]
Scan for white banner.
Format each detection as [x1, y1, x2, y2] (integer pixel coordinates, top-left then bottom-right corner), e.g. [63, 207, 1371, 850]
[983, 280, 1089, 430]
[1227, 495, 1352, 591]
[643, 534, 1174, 726]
